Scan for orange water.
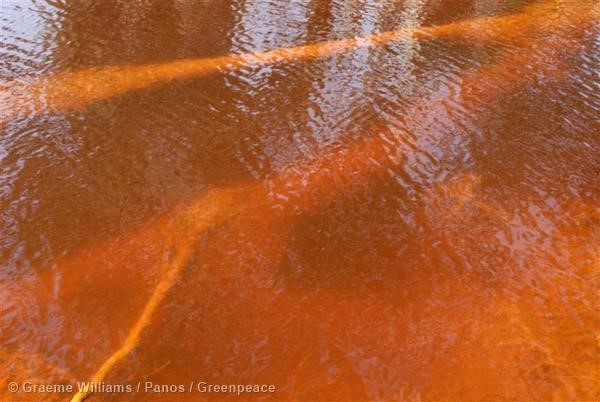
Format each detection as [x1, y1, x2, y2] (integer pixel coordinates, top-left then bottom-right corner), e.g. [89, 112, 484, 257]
[1, 0, 598, 401]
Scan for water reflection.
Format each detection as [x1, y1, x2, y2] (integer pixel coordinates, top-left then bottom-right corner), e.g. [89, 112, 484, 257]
[4, 0, 592, 123]
[1, 0, 599, 401]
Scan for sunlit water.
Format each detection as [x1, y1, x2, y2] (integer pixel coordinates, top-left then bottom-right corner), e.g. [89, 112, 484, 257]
[1, 0, 599, 401]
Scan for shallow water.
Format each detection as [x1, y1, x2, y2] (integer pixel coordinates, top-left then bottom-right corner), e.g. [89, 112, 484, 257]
[1, 0, 599, 401]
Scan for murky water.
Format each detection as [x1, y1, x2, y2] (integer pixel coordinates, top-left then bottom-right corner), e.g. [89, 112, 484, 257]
[1, 0, 599, 401]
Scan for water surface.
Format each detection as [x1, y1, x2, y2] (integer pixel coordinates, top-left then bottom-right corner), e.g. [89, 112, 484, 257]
[1, 0, 599, 401]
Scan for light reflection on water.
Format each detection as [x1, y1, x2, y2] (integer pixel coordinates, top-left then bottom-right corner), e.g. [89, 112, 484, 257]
[0, 0, 599, 401]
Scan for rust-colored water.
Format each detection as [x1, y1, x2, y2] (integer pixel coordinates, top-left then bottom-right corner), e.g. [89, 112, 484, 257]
[1, 0, 599, 401]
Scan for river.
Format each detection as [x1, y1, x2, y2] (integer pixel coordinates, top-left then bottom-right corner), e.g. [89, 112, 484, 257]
[1, 0, 598, 400]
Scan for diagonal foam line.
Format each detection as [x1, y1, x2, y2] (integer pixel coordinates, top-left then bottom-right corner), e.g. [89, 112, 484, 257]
[1, 0, 581, 122]
[68, 5, 597, 400]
